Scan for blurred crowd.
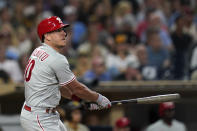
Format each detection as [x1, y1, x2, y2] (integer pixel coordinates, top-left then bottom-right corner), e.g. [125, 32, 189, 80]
[1, 0, 197, 85]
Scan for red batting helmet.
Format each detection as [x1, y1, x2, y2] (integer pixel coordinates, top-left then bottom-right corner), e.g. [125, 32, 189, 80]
[159, 102, 175, 117]
[37, 16, 69, 41]
[115, 117, 131, 128]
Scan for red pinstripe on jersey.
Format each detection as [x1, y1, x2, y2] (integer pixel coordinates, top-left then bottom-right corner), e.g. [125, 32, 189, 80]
[37, 115, 44, 131]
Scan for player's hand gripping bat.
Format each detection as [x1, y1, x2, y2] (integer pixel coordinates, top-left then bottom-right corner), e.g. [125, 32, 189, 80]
[84, 93, 180, 110]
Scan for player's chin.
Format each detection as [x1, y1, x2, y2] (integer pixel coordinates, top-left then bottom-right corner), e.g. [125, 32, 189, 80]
[59, 40, 67, 47]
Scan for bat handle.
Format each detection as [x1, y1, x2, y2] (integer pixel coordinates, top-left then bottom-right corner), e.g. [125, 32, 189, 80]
[111, 99, 137, 105]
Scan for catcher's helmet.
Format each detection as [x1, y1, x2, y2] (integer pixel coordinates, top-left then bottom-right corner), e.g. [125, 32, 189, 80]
[159, 102, 175, 117]
[37, 16, 69, 41]
[115, 117, 130, 128]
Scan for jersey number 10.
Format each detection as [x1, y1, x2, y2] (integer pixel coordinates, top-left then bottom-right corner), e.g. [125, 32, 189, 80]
[24, 59, 35, 82]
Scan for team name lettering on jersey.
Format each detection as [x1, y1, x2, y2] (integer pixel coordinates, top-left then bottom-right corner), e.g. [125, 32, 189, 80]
[32, 48, 49, 61]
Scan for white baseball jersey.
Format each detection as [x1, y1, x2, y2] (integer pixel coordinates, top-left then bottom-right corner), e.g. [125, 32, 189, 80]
[146, 119, 187, 131]
[24, 43, 75, 108]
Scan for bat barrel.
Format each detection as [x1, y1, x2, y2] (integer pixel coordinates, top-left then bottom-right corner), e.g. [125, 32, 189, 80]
[137, 93, 180, 104]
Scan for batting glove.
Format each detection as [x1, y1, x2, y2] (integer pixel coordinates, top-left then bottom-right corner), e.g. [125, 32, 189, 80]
[96, 93, 111, 109]
[88, 103, 100, 110]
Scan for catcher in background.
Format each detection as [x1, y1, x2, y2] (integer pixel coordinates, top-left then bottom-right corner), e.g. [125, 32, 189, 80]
[146, 102, 187, 131]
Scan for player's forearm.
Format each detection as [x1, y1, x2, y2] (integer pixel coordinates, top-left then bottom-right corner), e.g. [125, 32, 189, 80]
[72, 83, 99, 102]
[66, 80, 99, 102]
[60, 86, 73, 99]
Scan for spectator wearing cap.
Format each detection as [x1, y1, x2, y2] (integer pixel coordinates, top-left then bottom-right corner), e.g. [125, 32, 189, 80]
[106, 34, 139, 74]
[146, 102, 187, 131]
[114, 117, 131, 131]
[63, 101, 90, 131]
[63, 5, 87, 49]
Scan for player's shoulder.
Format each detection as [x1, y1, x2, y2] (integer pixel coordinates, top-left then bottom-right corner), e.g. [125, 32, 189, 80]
[39, 44, 68, 62]
[173, 119, 186, 127]
[146, 120, 162, 131]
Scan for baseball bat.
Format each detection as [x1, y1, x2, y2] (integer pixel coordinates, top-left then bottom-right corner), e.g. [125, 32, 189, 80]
[111, 93, 180, 105]
[84, 93, 180, 109]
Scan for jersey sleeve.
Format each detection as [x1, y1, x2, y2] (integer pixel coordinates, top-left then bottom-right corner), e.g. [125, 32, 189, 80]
[51, 56, 76, 86]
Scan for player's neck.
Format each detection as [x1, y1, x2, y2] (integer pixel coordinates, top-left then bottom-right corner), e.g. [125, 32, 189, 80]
[45, 42, 62, 53]
[162, 118, 172, 126]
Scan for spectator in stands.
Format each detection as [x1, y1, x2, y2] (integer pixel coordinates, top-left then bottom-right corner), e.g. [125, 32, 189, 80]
[168, 0, 182, 29]
[83, 56, 112, 82]
[189, 43, 197, 79]
[115, 62, 142, 81]
[137, 0, 167, 25]
[73, 51, 91, 78]
[78, 23, 108, 58]
[15, 26, 32, 57]
[113, 7, 139, 52]
[183, 7, 197, 42]
[114, 117, 131, 131]
[146, 27, 171, 80]
[106, 34, 139, 74]
[136, 44, 157, 80]
[171, 14, 192, 80]
[0, 33, 23, 83]
[1, 23, 20, 60]
[146, 102, 187, 131]
[113, 1, 137, 31]
[63, 5, 87, 49]
[140, 10, 173, 51]
[63, 101, 90, 131]
[11, 1, 25, 28]
[90, 1, 112, 31]
[0, 7, 11, 24]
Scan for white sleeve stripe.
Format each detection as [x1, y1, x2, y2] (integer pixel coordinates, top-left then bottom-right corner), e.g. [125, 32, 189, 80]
[59, 76, 76, 86]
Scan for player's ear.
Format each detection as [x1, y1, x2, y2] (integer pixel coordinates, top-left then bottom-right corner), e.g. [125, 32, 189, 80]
[44, 33, 51, 41]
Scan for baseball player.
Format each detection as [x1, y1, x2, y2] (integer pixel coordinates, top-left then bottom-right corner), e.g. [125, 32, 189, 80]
[146, 102, 187, 131]
[20, 16, 111, 131]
